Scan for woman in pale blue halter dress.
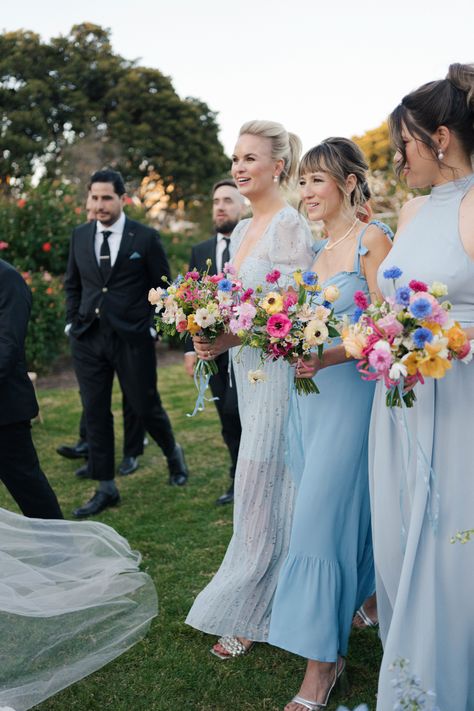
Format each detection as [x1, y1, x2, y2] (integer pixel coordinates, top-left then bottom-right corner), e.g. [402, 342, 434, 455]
[268, 139, 393, 711]
[186, 121, 314, 657]
[370, 66, 474, 711]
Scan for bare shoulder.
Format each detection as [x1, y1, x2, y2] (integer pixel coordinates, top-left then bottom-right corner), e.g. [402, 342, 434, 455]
[396, 195, 428, 234]
[361, 222, 393, 252]
[459, 186, 474, 259]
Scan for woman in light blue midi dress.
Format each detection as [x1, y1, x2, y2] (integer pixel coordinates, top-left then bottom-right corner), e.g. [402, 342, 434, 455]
[268, 138, 393, 711]
[370, 66, 474, 711]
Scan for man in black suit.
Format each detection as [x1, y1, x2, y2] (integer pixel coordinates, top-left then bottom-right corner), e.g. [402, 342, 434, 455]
[65, 168, 188, 518]
[184, 179, 245, 505]
[58, 194, 146, 477]
[0, 258, 63, 518]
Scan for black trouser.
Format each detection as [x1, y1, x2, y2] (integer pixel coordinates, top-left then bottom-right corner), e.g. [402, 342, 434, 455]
[209, 353, 241, 480]
[0, 421, 63, 518]
[78, 393, 145, 457]
[71, 322, 176, 481]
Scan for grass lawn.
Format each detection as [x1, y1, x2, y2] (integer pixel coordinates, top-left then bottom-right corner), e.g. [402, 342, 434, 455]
[0, 362, 382, 711]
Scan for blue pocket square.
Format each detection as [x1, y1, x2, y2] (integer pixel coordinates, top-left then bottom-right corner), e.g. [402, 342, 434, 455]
[129, 251, 142, 260]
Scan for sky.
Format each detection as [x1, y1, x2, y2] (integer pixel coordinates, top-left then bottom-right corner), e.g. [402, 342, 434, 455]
[3, 0, 474, 157]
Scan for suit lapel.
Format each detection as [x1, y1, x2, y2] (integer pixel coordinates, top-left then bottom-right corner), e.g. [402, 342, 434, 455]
[109, 217, 135, 281]
[208, 236, 218, 275]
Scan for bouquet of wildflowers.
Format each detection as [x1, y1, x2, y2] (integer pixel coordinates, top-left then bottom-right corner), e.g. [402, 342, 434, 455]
[149, 261, 244, 413]
[342, 266, 473, 407]
[233, 269, 340, 395]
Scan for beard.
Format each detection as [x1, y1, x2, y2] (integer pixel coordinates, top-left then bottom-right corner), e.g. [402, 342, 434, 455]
[213, 218, 239, 235]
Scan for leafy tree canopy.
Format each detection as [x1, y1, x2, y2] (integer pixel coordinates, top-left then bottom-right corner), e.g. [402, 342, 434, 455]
[0, 24, 229, 201]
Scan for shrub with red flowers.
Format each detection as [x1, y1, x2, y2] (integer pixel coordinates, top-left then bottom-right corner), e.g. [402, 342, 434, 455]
[21, 270, 67, 373]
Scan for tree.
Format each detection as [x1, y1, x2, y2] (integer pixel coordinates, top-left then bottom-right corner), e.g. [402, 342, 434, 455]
[352, 121, 392, 172]
[0, 24, 228, 202]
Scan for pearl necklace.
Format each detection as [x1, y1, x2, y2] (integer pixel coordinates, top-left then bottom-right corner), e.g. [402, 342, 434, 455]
[324, 219, 358, 251]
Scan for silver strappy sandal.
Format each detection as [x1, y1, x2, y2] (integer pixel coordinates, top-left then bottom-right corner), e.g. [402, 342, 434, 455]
[210, 635, 254, 660]
[287, 658, 347, 710]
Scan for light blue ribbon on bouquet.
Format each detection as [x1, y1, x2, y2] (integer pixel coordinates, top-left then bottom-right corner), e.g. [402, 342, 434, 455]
[186, 359, 218, 418]
[388, 380, 440, 552]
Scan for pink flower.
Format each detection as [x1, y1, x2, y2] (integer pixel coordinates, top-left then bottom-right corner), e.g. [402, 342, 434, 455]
[283, 289, 298, 310]
[377, 313, 404, 338]
[237, 302, 257, 320]
[268, 341, 293, 358]
[266, 313, 292, 338]
[368, 346, 393, 373]
[185, 270, 200, 280]
[209, 273, 225, 284]
[266, 269, 281, 284]
[409, 280, 428, 292]
[223, 262, 236, 276]
[353, 290, 369, 310]
[0, 241, 9, 250]
[457, 340, 472, 360]
[229, 318, 241, 334]
[176, 320, 188, 333]
[241, 288, 254, 302]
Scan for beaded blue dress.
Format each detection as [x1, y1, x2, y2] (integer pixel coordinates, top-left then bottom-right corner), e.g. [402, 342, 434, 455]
[186, 206, 314, 641]
[370, 176, 474, 710]
[268, 221, 392, 662]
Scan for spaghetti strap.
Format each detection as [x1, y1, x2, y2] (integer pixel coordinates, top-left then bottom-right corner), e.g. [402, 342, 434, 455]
[353, 220, 394, 274]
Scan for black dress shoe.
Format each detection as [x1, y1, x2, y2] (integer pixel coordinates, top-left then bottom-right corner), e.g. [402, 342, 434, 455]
[167, 443, 189, 486]
[215, 483, 234, 505]
[75, 463, 92, 479]
[118, 456, 139, 476]
[56, 439, 89, 460]
[73, 490, 120, 518]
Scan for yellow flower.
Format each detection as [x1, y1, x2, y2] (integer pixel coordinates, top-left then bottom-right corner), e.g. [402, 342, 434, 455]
[342, 327, 367, 359]
[186, 314, 201, 335]
[323, 285, 340, 303]
[418, 341, 452, 379]
[445, 323, 468, 352]
[261, 292, 284, 314]
[293, 271, 303, 286]
[422, 321, 442, 336]
[430, 281, 448, 297]
[402, 351, 424, 376]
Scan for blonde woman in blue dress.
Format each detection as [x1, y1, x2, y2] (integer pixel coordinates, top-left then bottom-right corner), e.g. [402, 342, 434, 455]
[186, 121, 314, 658]
[268, 138, 393, 710]
[370, 63, 474, 711]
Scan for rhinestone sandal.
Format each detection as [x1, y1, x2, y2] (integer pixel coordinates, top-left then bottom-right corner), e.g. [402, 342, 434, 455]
[210, 635, 254, 660]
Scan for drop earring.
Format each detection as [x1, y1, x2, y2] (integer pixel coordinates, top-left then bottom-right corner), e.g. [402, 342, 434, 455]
[437, 148, 444, 161]
[273, 175, 279, 183]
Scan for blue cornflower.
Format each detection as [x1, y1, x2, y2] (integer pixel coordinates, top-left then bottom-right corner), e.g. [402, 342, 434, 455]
[383, 266, 403, 280]
[217, 278, 232, 292]
[352, 307, 363, 323]
[322, 300, 332, 309]
[413, 327, 433, 348]
[175, 274, 184, 284]
[409, 298, 432, 319]
[395, 286, 411, 306]
[302, 270, 318, 286]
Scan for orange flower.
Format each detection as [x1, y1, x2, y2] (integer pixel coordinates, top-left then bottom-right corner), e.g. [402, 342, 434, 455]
[403, 351, 423, 376]
[445, 323, 468, 352]
[186, 314, 201, 335]
[418, 341, 452, 379]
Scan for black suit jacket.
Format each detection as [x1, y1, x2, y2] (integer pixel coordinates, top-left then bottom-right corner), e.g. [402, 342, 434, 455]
[65, 216, 171, 343]
[0, 259, 38, 425]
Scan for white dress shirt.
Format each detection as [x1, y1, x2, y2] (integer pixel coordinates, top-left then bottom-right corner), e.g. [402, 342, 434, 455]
[95, 212, 126, 267]
[216, 232, 231, 273]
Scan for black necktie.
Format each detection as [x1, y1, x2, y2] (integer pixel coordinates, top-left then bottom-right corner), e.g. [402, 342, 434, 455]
[100, 230, 112, 280]
[221, 237, 230, 272]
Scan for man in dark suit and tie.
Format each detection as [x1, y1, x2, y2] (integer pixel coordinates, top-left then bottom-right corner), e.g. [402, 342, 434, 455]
[65, 168, 188, 517]
[0, 258, 63, 518]
[184, 179, 245, 505]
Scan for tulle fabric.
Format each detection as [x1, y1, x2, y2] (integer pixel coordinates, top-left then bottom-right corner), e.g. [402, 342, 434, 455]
[0, 507, 157, 711]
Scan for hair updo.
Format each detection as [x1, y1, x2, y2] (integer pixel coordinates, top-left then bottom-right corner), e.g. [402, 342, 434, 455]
[389, 62, 474, 175]
[299, 137, 371, 218]
[238, 120, 302, 186]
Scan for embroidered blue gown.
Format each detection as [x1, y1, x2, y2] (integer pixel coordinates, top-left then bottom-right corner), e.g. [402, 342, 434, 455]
[370, 176, 474, 710]
[268, 221, 392, 661]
